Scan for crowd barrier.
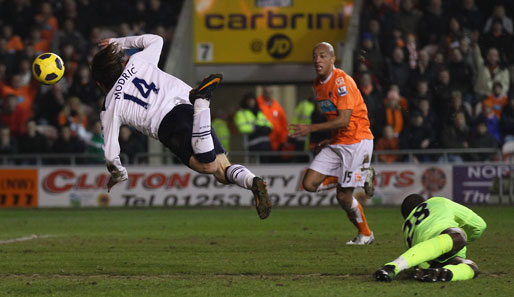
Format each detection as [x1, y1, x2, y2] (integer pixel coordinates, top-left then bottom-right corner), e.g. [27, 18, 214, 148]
[0, 162, 511, 208]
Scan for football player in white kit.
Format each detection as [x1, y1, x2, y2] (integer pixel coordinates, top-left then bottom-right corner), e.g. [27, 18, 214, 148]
[91, 34, 271, 219]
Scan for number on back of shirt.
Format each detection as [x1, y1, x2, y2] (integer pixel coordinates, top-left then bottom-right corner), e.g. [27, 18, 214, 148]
[123, 77, 159, 109]
[403, 202, 430, 247]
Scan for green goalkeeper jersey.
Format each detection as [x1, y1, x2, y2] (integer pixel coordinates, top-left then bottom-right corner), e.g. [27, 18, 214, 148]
[402, 197, 487, 249]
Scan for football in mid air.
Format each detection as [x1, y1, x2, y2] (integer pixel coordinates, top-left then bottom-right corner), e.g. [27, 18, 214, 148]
[32, 52, 65, 85]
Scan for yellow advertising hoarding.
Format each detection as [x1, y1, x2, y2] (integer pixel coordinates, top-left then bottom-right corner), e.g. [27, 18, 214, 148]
[194, 0, 354, 63]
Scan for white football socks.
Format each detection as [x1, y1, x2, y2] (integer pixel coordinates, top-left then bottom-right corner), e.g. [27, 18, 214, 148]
[225, 165, 256, 189]
[191, 98, 214, 158]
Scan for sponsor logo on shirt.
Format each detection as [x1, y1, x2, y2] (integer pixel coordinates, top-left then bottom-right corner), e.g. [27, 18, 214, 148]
[318, 99, 337, 113]
[336, 76, 345, 86]
[337, 86, 347, 96]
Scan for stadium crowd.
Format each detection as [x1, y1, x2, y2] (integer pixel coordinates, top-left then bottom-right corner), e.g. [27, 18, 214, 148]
[0, 0, 182, 164]
[358, 0, 514, 162]
[0, 0, 512, 164]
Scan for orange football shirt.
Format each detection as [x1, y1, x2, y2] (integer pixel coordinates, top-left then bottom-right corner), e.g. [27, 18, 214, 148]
[313, 68, 373, 144]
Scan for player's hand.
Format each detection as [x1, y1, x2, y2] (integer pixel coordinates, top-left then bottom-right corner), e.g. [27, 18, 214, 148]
[107, 176, 118, 192]
[98, 39, 111, 49]
[289, 124, 311, 138]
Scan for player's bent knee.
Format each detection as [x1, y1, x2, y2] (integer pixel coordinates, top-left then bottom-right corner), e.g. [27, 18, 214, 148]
[441, 228, 467, 251]
[302, 180, 318, 192]
[190, 156, 218, 174]
[461, 259, 480, 277]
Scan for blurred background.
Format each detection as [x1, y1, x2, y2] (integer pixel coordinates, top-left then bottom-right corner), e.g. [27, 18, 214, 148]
[1, 0, 513, 207]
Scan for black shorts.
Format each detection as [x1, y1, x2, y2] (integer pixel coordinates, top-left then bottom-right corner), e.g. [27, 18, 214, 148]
[157, 104, 226, 167]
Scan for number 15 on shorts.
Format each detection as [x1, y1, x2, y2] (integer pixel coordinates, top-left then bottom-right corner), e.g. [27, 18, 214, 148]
[343, 171, 353, 183]
[197, 42, 213, 62]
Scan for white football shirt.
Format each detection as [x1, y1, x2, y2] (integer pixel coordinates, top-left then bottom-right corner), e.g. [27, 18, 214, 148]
[100, 34, 192, 182]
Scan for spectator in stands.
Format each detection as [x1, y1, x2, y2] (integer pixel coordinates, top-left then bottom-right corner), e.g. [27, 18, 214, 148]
[0, 126, 16, 161]
[119, 125, 145, 164]
[51, 125, 86, 164]
[400, 111, 435, 162]
[86, 120, 104, 164]
[384, 88, 404, 137]
[417, 0, 448, 48]
[454, 0, 483, 34]
[472, 42, 509, 100]
[459, 37, 475, 75]
[34, 2, 59, 43]
[483, 5, 513, 35]
[394, 0, 422, 35]
[469, 118, 498, 161]
[440, 111, 470, 162]
[447, 47, 474, 99]
[360, 72, 385, 138]
[17, 119, 49, 164]
[16, 57, 32, 87]
[409, 50, 437, 87]
[500, 97, 514, 143]
[477, 100, 501, 143]
[4, 0, 35, 39]
[234, 93, 272, 161]
[51, 18, 87, 56]
[1, 94, 29, 137]
[60, 43, 79, 83]
[34, 83, 65, 127]
[27, 26, 50, 55]
[480, 18, 514, 63]
[444, 90, 473, 128]
[418, 98, 438, 133]
[361, 0, 395, 55]
[2, 24, 24, 53]
[445, 17, 468, 51]
[257, 86, 289, 152]
[58, 96, 88, 137]
[432, 67, 454, 116]
[408, 79, 431, 110]
[375, 125, 400, 163]
[1, 74, 39, 118]
[360, 32, 385, 82]
[386, 47, 410, 92]
[479, 82, 507, 119]
[68, 64, 101, 109]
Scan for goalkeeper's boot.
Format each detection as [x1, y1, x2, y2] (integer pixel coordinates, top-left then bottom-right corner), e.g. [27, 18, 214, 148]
[364, 167, 376, 197]
[346, 232, 374, 245]
[189, 73, 223, 103]
[373, 265, 397, 282]
[414, 267, 453, 282]
[251, 177, 271, 220]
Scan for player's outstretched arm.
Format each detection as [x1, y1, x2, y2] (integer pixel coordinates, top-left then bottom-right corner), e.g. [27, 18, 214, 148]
[101, 104, 128, 192]
[106, 34, 163, 66]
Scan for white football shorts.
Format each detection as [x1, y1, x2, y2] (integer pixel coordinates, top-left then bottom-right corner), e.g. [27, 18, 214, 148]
[309, 139, 373, 188]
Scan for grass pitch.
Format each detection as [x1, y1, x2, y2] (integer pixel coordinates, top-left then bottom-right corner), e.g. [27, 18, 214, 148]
[0, 206, 512, 297]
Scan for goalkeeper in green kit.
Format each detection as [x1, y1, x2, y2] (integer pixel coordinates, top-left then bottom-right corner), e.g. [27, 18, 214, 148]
[373, 194, 487, 282]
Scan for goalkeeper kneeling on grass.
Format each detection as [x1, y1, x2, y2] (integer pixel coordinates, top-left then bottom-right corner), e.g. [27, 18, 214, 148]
[374, 194, 486, 282]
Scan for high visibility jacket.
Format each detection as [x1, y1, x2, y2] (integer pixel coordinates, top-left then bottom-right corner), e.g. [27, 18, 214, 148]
[292, 100, 315, 125]
[257, 96, 289, 151]
[292, 100, 315, 151]
[212, 118, 230, 151]
[234, 109, 272, 147]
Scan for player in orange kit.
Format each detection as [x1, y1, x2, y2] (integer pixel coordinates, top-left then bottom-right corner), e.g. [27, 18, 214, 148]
[290, 42, 376, 245]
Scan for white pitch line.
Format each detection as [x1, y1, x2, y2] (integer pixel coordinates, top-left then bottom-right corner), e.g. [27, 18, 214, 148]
[0, 234, 52, 245]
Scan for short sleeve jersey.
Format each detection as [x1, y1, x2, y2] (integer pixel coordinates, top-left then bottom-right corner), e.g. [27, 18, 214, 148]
[313, 68, 373, 145]
[402, 197, 487, 249]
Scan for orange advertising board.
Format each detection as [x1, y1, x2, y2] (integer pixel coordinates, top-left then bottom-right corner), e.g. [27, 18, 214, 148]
[0, 169, 38, 207]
